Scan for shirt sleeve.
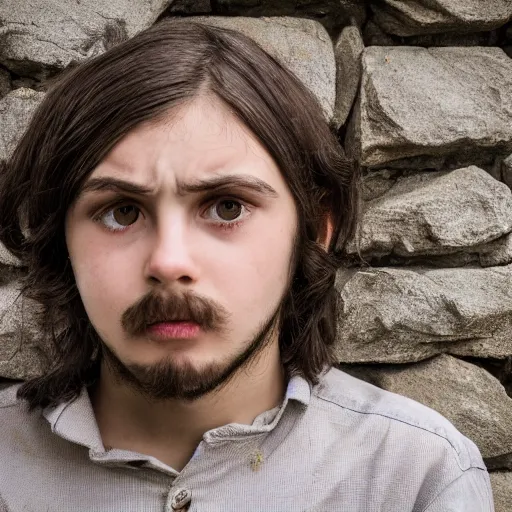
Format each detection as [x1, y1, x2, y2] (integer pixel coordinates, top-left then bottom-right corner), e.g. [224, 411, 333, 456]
[423, 467, 495, 512]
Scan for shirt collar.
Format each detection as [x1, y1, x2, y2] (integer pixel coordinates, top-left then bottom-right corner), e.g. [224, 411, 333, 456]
[42, 374, 311, 451]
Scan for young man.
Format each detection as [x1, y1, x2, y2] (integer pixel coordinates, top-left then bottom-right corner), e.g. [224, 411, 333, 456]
[0, 20, 493, 512]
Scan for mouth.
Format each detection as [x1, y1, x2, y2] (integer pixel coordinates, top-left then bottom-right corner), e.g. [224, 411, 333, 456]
[145, 320, 201, 340]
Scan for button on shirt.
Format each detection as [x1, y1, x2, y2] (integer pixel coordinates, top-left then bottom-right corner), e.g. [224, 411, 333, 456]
[0, 367, 494, 511]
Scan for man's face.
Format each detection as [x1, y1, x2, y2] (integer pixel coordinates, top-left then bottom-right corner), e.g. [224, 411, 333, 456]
[65, 96, 298, 400]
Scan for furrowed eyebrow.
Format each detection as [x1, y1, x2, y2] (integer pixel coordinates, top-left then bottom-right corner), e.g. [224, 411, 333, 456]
[78, 177, 155, 197]
[78, 174, 279, 200]
[176, 175, 279, 198]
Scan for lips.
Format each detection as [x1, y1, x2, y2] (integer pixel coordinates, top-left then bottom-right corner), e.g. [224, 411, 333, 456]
[146, 321, 201, 340]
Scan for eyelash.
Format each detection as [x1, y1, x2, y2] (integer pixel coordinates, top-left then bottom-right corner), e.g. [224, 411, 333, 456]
[91, 196, 251, 234]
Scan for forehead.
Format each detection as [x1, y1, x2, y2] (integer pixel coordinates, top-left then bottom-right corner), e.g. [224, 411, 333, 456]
[88, 96, 283, 187]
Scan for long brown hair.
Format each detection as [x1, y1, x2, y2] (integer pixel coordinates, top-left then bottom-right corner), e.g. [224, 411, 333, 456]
[0, 19, 358, 409]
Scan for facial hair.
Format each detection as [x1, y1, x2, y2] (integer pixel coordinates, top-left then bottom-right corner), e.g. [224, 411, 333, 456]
[100, 289, 282, 401]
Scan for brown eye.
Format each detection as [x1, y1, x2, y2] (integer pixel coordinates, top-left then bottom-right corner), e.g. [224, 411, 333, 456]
[113, 205, 139, 226]
[216, 200, 242, 221]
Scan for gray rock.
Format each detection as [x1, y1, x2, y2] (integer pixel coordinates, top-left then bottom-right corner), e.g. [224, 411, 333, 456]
[502, 153, 512, 189]
[360, 169, 399, 201]
[189, 17, 335, 119]
[0, 69, 11, 99]
[479, 233, 512, 267]
[213, 1, 366, 33]
[0, 244, 21, 268]
[340, 354, 512, 458]
[346, 46, 512, 170]
[0, 0, 173, 77]
[371, 1, 512, 36]
[346, 166, 512, 259]
[490, 472, 512, 512]
[335, 265, 512, 363]
[333, 26, 364, 129]
[0, 280, 47, 380]
[0, 88, 45, 163]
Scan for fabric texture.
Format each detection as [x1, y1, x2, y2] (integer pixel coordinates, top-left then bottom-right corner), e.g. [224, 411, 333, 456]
[0, 367, 494, 511]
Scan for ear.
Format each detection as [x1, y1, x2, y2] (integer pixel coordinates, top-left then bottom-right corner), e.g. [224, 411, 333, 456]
[317, 214, 334, 250]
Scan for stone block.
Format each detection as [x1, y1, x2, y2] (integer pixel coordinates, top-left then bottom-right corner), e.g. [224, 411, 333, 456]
[336, 265, 512, 363]
[333, 26, 364, 129]
[0, 88, 45, 163]
[340, 354, 512, 458]
[346, 166, 512, 261]
[490, 472, 512, 512]
[189, 16, 335, 119]
[371, 1, 512, 36]
[502, 153, 512, 189]
[346, 46, 512, 170]
[0, 69, 11, 100]
[0, 279, 47, 380]
[0, 0, 173, 77]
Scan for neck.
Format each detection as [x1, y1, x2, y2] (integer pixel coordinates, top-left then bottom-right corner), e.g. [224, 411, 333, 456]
[90, 343, 285, 471]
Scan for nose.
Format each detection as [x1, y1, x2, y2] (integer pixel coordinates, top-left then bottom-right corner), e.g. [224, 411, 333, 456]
[144, 217, 199, 287]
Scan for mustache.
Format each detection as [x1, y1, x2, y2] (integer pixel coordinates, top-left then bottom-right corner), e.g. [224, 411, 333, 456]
[121, 290, 230, 336]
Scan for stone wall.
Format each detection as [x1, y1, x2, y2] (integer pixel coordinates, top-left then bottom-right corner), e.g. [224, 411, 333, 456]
[1, 1, 512, 508]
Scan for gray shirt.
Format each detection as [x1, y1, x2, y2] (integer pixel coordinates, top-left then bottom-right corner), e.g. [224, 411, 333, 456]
[0, 367, 493, 511]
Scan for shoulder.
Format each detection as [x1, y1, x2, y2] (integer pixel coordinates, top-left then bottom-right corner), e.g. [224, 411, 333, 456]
[0, 383, 40, 431]
[310, 367, 486, 472]
[0, 383, 23, 409]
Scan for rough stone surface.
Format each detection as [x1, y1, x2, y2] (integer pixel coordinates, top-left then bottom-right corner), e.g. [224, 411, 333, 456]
[359, 169, 398, 201]
[335, 265, 512, 363]
[333, 26, 364, 129]
[0, 88, 45, 163]
[213, 1, 366, 33]
[0, 244, 21, 268]
[0, 280, 46, 380]
[371, 1, 512, 36]
[0, 0, 173, 77]
[189, 16, 335, 118]
[479, 233, 512, 267]
[346, 166, 512, 260]
[0, 69, 11, 99]
[502, 153, 512, 189]
[346, 46, 512, 170]
[340, 354, 512, 458]
[490, 472, 512, 512]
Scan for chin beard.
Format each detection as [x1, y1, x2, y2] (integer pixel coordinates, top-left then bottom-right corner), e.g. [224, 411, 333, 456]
[100, 307, 281, 401]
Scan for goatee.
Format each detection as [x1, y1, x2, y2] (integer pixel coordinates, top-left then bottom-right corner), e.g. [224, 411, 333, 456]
[101, 289, 281, 401]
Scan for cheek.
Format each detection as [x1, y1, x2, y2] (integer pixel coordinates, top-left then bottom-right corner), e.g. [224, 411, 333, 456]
[70, 240, 138, 327]
[212, 219, 296, 317]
